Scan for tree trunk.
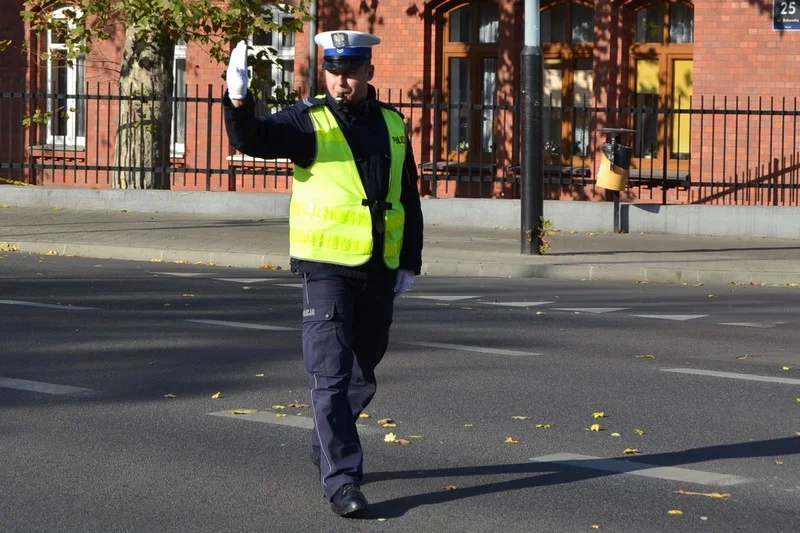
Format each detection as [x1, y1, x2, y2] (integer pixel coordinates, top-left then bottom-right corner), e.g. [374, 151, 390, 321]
[114, 27, 174, 189]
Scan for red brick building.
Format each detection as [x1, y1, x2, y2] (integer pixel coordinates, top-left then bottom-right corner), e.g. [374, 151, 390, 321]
[2, 1, 799, 204]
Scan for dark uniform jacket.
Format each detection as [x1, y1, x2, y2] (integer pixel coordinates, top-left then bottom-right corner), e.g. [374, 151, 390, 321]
[223, 86, 424, 278]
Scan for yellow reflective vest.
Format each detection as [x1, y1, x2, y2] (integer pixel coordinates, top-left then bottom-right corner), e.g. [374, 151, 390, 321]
[289, 103, 406, 268]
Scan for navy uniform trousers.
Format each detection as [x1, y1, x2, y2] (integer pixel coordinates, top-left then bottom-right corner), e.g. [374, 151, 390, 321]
[301, 270, 396, 500]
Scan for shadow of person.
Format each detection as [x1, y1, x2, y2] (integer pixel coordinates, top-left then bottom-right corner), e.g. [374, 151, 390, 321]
[363, 435, 800, 519]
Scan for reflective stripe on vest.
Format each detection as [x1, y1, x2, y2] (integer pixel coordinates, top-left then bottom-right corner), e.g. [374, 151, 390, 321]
[289, 103, 406, 268]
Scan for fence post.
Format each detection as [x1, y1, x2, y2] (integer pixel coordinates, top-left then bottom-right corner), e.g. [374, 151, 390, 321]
[432, 90, 441, 199]
[206, 84, 214, 192]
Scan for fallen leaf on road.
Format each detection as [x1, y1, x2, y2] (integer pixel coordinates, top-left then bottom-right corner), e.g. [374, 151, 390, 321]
[181, 293, 195, 297]
[623, 448, 640, 455]
[707, 294, 717, 298]
[775, 459, 784, 465]
[288, 402, 309, 408]
[150, 258, 162, 263]
[377, 518, 387, 521]
[443, 485, 459, 491]
[0, 243, 19, 252]
[786, 283, 799, 287]
[593, 412, 607, 419]
[275, 413, 287, 418]
[536, 311, 545, 315]
[384, 432, 397, 443]
[736, 355, 750, 360]
[634, 428, 646, 436]
[271, 404, 286, 410]
[674, 489, 731, 499]
[228, 409, 257, 415]
[408, 435, 423, 439]
[511, 416, 531, 420]
[163, 393, 177, 399]
[590, 424, 601, 432]
[667, 509, 684, 516]
[590, 526, 600, 530]
[46, 250, 59, 255]
[242, 286, 253, 290]
[436, 303, 449, 307]
[782, 366, 792, 371]
[378, 418, 397, 428]
[173, 260, 188, 264]
[464, 423, 474, 427]
[396, 439, 412, 445]
[211, 392, 221, 399]
[358, 413, 370, 419]
[163, 303, 172, 308]
[535, 424, 552, 429]
[636, 354, 655, 359]
[505, 436, 521, 444]
[255, 373, 265, 377]
[610, 432, 621, 437]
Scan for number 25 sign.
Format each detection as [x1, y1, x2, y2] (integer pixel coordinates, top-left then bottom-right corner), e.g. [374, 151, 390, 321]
[775, 0, 800, 30]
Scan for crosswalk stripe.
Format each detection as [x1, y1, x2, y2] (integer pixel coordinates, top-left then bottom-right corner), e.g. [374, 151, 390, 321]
[400, 341, 540, 356]
[0, 377, 92, 395]
[630, 314, 707, 321]
[152, 272, 208, 277]
[529, 453, 749, 486]
[406, 295, 481, 302]
[478, 301, 553, 308]
[717, 322, 778, 328]
[207, 411, 381, 434]
[0, 300, 94, 310]
[213, 278, 276, 283]
[661, 368, 800, 385]
[275, 283, 303, 288]
[185, 319, 298, 331]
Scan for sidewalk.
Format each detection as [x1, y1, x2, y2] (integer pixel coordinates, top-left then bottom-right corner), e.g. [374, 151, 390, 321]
[1, 205, 799, 286]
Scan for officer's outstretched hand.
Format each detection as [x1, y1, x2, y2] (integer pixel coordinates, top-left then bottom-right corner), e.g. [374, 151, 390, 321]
[227, 40, 249, 100]
[394, 269, 416, 296]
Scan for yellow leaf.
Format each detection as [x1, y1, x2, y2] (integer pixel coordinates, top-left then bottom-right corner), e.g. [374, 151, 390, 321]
[443, 485, 459, 491]
[590, 525, 600, 530]
[211, 392, 221, 399]
[634, 428, 646, 436]
[610, 432, 621, 437]
[775, 459, 784, 465]
[396, 439, 412, 445]
[505, 436, 520, 444]
[707, 294, 717, 298]
[736, 355, 750, 360]
[288, 402, 310, 408]
[408, 435, 423, 439]
[0, 243, 19, 252]
[173, 260, 188, 264]
[242, 286, 253, 290]
[275, 413, 287, 418]
[384, 432, 397, 443]
[271, 405, 286, 410]
[590, 424, 601, 432]
[535, 311, 545, 315]
[378, 418, 396, 427]
[150, 258, 162, 263]
[255, 373, 265, 377]
[623, 448, 640, 455]
[377, 518, 387, 522]
[592, 412, 606, 419]
[786, 283, 799, 287]
[782, 366, 792, 371]
[228, 409, 257, 415]
[796, 397, 800, 403]
[358, 413, 370, 419]
[46, 250, 59, 256]
[535, 424, 552, 429]
[511, 416, 531, 420]
[667, 509, 684, 516]
[673, 489, 731, 499]
[464, 423, 474, 427]
[636, 354, 655, 359]
[163, 393, 177, 399]
[181, 293, 195, 297]
[163, 303, 172, 308]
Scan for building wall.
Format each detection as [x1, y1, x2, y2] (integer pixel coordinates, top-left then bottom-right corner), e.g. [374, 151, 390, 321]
[0, 0, 28, 181]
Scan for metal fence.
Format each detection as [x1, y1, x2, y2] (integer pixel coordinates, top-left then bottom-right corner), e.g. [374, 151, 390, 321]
[2, 80, 800, 206]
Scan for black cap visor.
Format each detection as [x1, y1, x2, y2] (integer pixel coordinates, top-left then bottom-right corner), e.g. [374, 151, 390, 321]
[323, 56, 369, 72]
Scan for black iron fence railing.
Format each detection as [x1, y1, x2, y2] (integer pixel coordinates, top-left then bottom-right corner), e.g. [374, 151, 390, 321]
[2, 80, 799, 207]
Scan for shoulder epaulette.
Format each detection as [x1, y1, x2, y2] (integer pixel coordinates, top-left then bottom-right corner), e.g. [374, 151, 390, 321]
[295, 96, 327, 113]
[378, 101, 404, 118]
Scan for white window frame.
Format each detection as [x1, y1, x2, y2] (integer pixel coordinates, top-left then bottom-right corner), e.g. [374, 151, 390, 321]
[248, 4, 296, 107]
[171, 41, 187, 156]
[46, 7, 85, 147]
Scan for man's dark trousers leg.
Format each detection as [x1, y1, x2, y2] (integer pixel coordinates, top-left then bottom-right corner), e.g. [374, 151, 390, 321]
[301, 272, 395, 500]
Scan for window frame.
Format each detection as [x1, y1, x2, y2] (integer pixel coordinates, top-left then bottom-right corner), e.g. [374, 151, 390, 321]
[249, 4, 296, 106]
[45, 6, 86, 148]
[171, 41, 187, 156]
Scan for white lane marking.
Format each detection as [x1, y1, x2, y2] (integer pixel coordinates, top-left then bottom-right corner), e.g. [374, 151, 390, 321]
[0, 377, 92, 395]
[630, 314, 707, 321]
[275, 283, 303, 288]
[213, 278, 276, 283]
[661, 368, 800, 385]
[718, 322, 779, 328]
[401, 341, 540, 357]
[553, 307, 629, 314]
[207, 411, 381, 434]
[529, 453, 749, 487]
[478, 301, 553, 308]
[0, 300, 94, 311]
[185, 319, 298, 331]
[406, 295, 481, 302]
[152, 272, 208, 277]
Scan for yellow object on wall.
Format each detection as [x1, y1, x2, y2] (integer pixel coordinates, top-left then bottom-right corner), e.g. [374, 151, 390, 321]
[672, 59, 693, 157]
[595, 157, 629, 191]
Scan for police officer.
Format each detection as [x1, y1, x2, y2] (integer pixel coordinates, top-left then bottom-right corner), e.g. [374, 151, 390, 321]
[223, 30, 423, 518]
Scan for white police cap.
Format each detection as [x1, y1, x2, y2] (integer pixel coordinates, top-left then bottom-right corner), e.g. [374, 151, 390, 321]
[314, 30, 381, 70]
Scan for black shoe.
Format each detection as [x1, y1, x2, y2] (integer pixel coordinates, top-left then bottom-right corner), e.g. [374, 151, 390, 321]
[330, 484, 369, 518]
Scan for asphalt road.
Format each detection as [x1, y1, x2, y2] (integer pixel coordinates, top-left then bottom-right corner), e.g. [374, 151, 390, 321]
[1, 252, 799, 533]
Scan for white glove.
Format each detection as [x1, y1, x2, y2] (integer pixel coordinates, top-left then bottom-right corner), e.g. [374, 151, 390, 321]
[394, 269, 416, 296]
[226, 40, 249, 100]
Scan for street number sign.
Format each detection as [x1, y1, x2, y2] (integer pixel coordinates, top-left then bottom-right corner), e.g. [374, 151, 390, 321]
[774, 0, 800, 30]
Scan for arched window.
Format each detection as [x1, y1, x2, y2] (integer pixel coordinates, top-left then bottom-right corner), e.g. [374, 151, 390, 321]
[541, 1, 594, 168]
[443, 1, 499, 159]
[630, 1, 693, 161]
[46, 7, 85, 147]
